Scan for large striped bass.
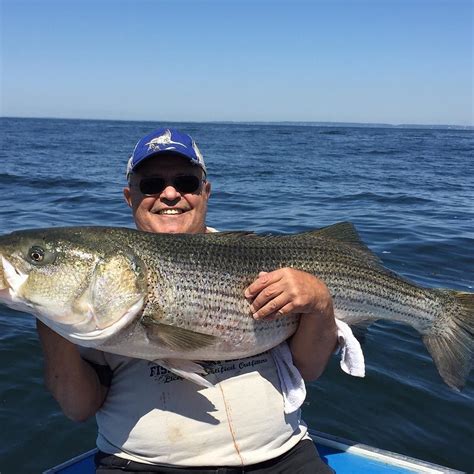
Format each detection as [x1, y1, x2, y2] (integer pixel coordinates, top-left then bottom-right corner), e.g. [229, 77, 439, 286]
[0, 223, 472, 389]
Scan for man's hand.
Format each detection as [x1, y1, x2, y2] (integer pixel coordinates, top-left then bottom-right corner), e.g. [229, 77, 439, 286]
[244, 268, 338, 381]
[244, 268, 332, 320]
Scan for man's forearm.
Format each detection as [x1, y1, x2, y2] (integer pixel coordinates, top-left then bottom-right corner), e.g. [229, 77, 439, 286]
[289, 307, 338, 381]
[36, 320, 108, 422]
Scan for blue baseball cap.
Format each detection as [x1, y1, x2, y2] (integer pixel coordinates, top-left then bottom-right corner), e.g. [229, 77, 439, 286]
[126, 128, 206, 179]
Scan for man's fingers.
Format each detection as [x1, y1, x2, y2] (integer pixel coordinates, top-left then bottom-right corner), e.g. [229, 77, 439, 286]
[249, 283, 284, 314]
[244, 270, 281, 299]
[253, 293, 290, 320]
[261, 303, 296, 321]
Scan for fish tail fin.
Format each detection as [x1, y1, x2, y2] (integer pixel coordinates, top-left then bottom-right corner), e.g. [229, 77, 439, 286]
[423, 291, 474, 391]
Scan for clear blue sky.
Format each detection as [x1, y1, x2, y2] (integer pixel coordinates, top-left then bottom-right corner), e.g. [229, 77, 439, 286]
[1, 0, 473, 125]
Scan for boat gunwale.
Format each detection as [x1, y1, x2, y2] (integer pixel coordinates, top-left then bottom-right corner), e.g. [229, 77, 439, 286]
[43, 430, 463, 473]
[309, 429, 463, 473]
[43, 448, 98, 474]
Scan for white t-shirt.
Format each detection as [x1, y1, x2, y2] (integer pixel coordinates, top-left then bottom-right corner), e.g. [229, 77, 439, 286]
[81, 347, 310, 466]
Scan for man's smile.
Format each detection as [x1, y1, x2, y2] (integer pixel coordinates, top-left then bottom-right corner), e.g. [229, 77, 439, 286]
[155, 209, 186, 215]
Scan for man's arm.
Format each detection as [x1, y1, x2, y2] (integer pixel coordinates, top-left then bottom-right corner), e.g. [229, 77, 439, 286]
[245, 269, 338, 381]
[36, 320, 109, 422]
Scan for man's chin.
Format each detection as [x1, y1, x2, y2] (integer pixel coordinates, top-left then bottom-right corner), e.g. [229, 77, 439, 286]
[147, 214, 191, 234]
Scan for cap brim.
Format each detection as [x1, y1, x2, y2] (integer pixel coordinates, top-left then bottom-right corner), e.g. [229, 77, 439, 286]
[132, 149, 203, 172]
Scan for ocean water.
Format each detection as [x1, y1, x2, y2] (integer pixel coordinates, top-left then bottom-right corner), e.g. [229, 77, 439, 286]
[0, 117, 473, 473]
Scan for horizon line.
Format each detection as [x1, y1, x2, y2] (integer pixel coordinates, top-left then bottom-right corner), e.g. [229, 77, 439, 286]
[1, 115, 473, 130]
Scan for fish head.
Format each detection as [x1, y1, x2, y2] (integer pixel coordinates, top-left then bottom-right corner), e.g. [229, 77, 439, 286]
[0, 227, 147, 345]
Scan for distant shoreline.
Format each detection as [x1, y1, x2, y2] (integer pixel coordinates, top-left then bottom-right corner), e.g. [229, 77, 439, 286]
[1, 116, 472, 131]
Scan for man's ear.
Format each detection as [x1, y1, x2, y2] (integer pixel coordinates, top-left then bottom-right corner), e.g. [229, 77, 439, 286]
[124, 187, 133, 207]
[203, 181, 211, 200]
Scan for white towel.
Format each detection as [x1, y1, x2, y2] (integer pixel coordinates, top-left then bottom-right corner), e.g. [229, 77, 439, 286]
[335, 318, 365, 377]
[271, 342, 307, 414]
[271, 318, 365, 414]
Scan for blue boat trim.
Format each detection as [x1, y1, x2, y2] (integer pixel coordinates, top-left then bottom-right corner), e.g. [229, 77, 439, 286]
[308, 430, 462, 473]
[43, 430, 463, 474]
[43, 448, 97, 474]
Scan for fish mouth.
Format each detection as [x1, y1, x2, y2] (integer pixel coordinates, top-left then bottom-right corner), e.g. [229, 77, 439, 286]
[0, 255, 30, 311]
[0, 251, 9, 289]
[0, 256, 6, 291]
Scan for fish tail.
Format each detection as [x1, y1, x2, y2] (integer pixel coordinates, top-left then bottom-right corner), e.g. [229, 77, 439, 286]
[423, 291, 474, 390]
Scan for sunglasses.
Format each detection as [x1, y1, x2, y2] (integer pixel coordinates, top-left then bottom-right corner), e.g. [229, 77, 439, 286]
[138, 175, 204, 196]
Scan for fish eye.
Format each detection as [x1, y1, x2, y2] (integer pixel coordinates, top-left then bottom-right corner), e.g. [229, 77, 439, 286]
[27, 246, 55, 265]
[29, 246, 44, 263]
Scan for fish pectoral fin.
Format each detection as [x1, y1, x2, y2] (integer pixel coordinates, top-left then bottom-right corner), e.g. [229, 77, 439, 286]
[143, 320, 217, 351]
[155, 358, 214, 388]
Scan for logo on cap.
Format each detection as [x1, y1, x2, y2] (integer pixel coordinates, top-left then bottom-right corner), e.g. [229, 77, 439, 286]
[145, 129, 185, 152]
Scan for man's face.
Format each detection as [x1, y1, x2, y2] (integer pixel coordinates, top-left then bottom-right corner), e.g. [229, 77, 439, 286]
[124, 154, 211, 234]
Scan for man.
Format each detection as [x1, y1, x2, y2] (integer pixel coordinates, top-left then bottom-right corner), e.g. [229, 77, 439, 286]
[37, 128, 350, 473]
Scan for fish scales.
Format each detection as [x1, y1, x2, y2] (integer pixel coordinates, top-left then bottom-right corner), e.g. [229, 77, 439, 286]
[126, 230, 440, 340]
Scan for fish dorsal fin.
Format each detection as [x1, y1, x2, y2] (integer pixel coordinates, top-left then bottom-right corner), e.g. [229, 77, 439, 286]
[310, 221, 361, 243]
[300, 222, 383, 265]
[206, 231, 256, 238]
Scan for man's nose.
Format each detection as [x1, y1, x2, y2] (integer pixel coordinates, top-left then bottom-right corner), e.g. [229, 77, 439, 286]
[160, 184, 181, 200]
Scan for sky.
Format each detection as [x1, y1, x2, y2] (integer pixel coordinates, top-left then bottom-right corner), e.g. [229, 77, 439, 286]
[1, 0, 473, 125]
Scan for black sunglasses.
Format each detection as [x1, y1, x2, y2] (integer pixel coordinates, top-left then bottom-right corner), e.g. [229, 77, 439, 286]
[138, 175, 203, 196]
